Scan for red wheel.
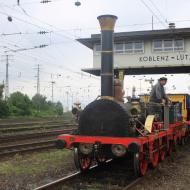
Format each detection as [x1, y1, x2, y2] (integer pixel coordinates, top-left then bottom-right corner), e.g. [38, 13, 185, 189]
[151, 150, 159, 168]
[159, 148, 165, 161]
[96, 154, 107, 165]
[139, 153, 148, 176]
[74, 148, 92, 171]
[79, 156, 92, 170]
[133, 152, 148, 177]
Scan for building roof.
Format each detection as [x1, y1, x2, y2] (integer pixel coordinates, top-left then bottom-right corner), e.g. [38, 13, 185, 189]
[77, 27, 190, 49]
[82, 66, 190, 76]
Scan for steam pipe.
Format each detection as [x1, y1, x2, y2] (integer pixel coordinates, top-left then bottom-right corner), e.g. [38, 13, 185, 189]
[97, 15, 117, 97]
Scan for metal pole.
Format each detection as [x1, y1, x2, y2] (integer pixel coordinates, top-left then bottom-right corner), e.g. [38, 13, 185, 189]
[51, 81, 55, 102]
[71, 93, 73, 105]
[152, 15, 154, 30]
[37, 64, 40, 94]
[5, 55, 9, 100]
[66, 91, 69, 111]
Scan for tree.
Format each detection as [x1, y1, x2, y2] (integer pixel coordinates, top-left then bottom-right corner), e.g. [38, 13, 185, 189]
[55, 101, 63, 116]
[0, 84, 9, 117]
[8, 92, 31, 116]
[32, 94, 47, 111]
[0, 84, 4, 99]
[0, 101, 9, 117]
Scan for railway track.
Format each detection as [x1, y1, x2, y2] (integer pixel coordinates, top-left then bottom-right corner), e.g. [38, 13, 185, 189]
[33, 158, 143, 190]
[34, 174, 142, 190]
[0, 139, 56, 156]
[0, 123, 77, 133]
[0, 128, 75, 157]
[0, 128, 75, 143]
[0, 119, 73, 127]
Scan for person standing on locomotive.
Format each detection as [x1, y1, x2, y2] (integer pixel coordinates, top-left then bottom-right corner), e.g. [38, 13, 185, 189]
[149, 77, 169, 120]
[150, 77, 169, 104]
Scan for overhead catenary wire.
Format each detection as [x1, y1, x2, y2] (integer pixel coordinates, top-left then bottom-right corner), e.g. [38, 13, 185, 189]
[0, 1, 88, 40]
[0, 42, 99, 93]
[0, 2, 172, 34]
[4, 44, 48, 53]
[140, 0, 167, 28]
[148, 0, 168, 24]
[0, 43, 98, 93]
[0, 30, 52, 36]
[0, 10, 76, 42]
[1, 39, 99, 80]
[2, 2, 190, 39]
[12, 0, 64, 6]
[0, 1, 169, 42]
[1, 19, 190, 38]
[2, 1, 190, 35]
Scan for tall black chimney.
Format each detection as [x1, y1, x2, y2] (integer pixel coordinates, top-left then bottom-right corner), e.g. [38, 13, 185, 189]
[97, 15, 117, 97]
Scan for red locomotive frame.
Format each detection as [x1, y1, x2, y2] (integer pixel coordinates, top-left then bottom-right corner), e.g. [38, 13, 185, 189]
[57, 120, 190, 176]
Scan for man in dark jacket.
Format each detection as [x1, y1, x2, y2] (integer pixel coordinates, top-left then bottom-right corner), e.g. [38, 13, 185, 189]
[150, 77, 168, 104]
[149, 77, 169, 120]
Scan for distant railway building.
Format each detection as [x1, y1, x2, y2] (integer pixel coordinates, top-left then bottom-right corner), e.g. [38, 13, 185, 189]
[78, 25, 190, 76]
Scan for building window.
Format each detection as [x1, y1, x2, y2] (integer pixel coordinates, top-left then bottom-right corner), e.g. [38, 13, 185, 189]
[114, 43, 124, 53]
[134, 42, 143, 53]
[94, 41, 144, 54]
[125, 42, 133, 53]
[125, 41, 144, 53]
[153, 40, 162, 52]
[153, 39, 184, 52]
[174, 39, 184, 50]
[163, 40, 173, 51]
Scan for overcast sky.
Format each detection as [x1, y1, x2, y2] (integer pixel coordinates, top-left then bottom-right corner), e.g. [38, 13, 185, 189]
[0, 0, 190, 109]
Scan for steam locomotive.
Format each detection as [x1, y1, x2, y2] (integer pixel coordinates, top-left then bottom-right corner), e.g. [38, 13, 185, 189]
[56, 15, 190, 176]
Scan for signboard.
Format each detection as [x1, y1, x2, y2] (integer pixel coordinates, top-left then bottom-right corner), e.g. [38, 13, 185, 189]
[138, 53, 190, 66]
[139, 54, 190, 63]
[93, 53, 190, 68]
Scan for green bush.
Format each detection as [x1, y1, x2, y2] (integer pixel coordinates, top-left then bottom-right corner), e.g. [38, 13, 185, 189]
[31, 94, 64, 116]
[0, 85, 64, 118]
[55, 101, 63, 116]
[8, 92, 31, 116]
[0, 100, 9, 117]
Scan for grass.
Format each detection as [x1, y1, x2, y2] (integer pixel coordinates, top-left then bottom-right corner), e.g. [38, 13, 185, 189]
[0, 112, 73, 120]
[0, 149, 73, 176]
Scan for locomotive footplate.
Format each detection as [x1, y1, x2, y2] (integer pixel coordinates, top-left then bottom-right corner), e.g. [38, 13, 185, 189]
[57, 127, 175, 150]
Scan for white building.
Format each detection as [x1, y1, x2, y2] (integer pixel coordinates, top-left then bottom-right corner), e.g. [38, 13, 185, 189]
[78, 25, 190, 77]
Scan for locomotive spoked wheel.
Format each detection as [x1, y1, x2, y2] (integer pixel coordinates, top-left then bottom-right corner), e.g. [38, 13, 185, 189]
[151, 150, 159, 168]
[133, 152, 148, 177]
[159, 147, 165, 162]
[74, 148, 92, 172]
[96, 153, 107, 165]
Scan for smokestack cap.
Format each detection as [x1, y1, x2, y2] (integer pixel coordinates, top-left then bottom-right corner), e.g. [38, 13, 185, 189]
[97, 15, 118, 31]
